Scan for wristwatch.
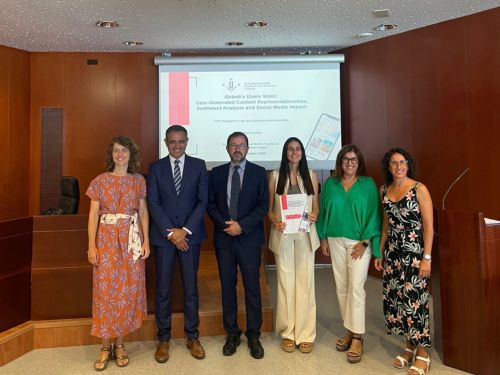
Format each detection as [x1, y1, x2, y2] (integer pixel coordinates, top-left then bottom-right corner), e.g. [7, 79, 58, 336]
[423, 254, 432, 261]
[361, 241, 369, 248]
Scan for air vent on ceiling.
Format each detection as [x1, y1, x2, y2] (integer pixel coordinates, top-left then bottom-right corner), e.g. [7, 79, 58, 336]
[372, 9, 391, 18]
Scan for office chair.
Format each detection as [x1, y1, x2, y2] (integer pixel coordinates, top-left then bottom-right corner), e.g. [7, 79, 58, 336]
[59, 176, 80, 214]
[42, 176, 80, 215]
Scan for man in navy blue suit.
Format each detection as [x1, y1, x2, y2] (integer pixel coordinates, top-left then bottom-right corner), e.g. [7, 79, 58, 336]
[208, 131, 268, 359]
[147, 125, 208, 363]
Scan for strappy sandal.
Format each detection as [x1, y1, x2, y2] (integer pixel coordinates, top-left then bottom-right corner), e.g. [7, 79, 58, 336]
[335, 332, 353, 352]
[394, 347, 417, 369]
[346, 336, 363, 364]
[408, 355, 431, 375]
[94, 346, 113, 371]
[114, 344, 130, 368]
[280, 338, 296, 353]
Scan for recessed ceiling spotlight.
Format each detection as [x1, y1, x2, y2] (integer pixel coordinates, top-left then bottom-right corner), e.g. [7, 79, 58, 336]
[95, 20, 119, 28]
[246, 21, 268, 27]
[358, 32, 374, 38]
[123, 41, 143, 46]
[375, 24, 398, 31]
[226, 41, 244, 46]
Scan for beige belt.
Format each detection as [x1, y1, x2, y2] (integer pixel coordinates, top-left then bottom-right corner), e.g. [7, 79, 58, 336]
[100, 213, 142, 261]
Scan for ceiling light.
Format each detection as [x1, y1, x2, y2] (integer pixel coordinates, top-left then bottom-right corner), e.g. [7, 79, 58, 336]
[123, 41, 143, 46]
[246, 21, 268, 27]
[226, 41, 244, 46]
[375, 24, 398, 31]
[358, 32, 374, 38]
[95, 20, 119, 28]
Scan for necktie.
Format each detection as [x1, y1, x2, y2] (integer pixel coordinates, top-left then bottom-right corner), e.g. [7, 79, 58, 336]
[173, 159, 181, 195]
[229, 165, 240, 220]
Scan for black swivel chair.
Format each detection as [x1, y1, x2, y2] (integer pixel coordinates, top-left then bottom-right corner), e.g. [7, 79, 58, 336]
[42, 176, 80, 215]
[59, 176, 80, 214]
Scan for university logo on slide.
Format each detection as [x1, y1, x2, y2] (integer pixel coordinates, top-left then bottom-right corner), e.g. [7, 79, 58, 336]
[222, 78, 240, 92]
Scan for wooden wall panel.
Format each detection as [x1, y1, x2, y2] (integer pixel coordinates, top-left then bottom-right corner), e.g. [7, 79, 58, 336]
[432, 19, 470, 211]
[343, 7, 500, 218]
[0, 217, 32, 332]
[30, 215, 184, 319]
[63, 53, 92, 201]
[140, 54, 160, 173]
[116, 54, 143, 141]
[0, 47, 9, 218]
[29, 53, 158, 214]
[31, 214, 91, 319]
[465, 10, 500, 217]
[29, 53, 65, 215]
[0, 46, 30, 220]
[407, 28, 441, 201]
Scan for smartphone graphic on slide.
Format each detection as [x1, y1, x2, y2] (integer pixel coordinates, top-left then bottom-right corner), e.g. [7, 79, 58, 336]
[305, 113, 341, 160]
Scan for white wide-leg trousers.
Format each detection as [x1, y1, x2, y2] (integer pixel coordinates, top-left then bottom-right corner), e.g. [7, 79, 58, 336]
[327, 237, 371, 334]
[275, 232, 316, 344]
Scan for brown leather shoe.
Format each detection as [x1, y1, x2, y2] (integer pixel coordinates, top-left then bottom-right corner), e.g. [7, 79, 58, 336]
[155, 341, 170, 363]
[186, 338, 205, 360]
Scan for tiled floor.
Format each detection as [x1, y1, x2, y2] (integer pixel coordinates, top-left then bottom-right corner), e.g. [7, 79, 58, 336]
[0, 267, 470, 375]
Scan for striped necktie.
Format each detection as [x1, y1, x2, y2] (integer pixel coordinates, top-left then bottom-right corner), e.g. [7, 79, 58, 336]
[173, 159, 181, 195]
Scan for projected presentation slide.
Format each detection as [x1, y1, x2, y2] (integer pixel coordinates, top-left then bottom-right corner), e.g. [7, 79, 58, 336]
[159, 62, 342, 170]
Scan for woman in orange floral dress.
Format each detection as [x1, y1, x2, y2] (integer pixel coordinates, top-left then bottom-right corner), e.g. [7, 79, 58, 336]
[86, 136, 150, 371]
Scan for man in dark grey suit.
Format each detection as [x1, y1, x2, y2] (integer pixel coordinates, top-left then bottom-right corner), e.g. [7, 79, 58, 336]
[147, 125, 208, 362]
[208, 131, 268, 359]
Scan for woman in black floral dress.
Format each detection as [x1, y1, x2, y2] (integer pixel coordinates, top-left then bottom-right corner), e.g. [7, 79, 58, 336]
[374, 148, 434, 375]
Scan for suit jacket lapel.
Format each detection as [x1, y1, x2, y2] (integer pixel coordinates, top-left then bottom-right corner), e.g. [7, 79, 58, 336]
[165, 156, 177, 196]
[178, 155, 190, 197]
[222, 164, 230, 214]
[240, 161, 251, 196]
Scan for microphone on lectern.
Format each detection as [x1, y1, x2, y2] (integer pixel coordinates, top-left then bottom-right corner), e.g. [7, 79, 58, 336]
[441, 168, 470, 210]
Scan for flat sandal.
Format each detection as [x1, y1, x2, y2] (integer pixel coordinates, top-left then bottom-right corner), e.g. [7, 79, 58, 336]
[114, 344, 129, 368]
[394, 347, 417, 369]
[408, 355, 431, 375]
[94, 346, 113, 371]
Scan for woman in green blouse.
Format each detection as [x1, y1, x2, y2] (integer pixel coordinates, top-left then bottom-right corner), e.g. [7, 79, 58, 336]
[317, 144, 381, 364]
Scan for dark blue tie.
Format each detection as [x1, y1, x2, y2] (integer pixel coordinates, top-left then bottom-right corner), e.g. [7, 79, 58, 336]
[173, 159, 181, 195]
[229, 165, 240, 220]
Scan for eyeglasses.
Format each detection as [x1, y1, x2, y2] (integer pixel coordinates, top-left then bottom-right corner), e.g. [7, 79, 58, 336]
[342, 157, 358, 164]
[167, 139, 187, 146]
[228, 143, 247, 150]
[389, 160, 408, 167]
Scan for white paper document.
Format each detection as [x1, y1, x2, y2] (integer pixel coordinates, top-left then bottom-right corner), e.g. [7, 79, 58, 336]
[485, 217, 500, 225]
[280, 194, 310, 234]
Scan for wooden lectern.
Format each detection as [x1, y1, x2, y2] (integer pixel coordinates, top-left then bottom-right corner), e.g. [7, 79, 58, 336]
[433, 210, 499, 375]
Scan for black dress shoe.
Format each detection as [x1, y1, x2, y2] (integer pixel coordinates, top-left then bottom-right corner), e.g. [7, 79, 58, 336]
[247, 337, 264, 359]
[223, 334, 241, 356]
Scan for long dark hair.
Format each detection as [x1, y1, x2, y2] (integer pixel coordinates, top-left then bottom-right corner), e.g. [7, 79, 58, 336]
[276, 137, 314, 195]
[381, 147, 416, 184]
[333, 144, 366, 180]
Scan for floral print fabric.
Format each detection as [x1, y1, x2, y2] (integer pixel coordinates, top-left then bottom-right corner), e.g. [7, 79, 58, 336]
[86, 173, 147, 338]
[382, 184, 431, 347]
